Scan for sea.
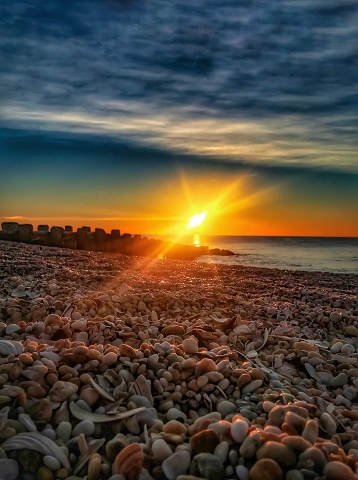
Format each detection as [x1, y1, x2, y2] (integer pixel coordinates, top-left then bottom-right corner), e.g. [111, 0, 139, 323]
[154, 236, 358, 275]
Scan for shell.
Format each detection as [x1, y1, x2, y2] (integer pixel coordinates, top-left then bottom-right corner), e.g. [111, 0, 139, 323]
[82, 373, 115, 402]
[0, 340, 24, 356]
[128, 374, 153, 406]
[112, 443, 143, 479]
[69, 401, 146, 423]
[2, 432, 70, 469]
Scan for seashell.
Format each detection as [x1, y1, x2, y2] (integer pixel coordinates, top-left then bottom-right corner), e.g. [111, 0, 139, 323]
[128, 374, 153, 406]
[81, 373, 115, 402]
[69, 401, 146, 423]
[2, 432, 70, 469]
[112, 443, 143, 479]
[257, 328, 270, 352]
[0, 340, 24, 356]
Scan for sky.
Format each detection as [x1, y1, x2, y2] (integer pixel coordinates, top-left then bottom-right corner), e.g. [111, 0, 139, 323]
[1, 0, 358, 237]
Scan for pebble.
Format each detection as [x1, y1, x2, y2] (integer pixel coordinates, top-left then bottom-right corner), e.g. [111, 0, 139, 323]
[323, 461, 357, 480]
[0, 240, 358, 480]
[242, 379, 262, 394]
[249, 458, 283, 480]
[217, 400, 237, 417]
[152, 439, 173, 462]
[231, 419, 249, 443]
[190, 453, 225, 480]
[72, 420, 95, 437]
[162, 451, 191, 480]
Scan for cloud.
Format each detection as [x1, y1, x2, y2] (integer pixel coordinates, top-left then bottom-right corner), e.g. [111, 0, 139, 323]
[1, 0, 357, 173]
[1, 101, 357, 173]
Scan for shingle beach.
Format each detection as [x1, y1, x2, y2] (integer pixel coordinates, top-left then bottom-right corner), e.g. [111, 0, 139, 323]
[1, 240, 358, 480]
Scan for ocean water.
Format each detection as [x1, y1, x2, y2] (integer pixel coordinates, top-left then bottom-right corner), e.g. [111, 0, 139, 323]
[196, 236, 358, 274]
[159, 236, 358, 274]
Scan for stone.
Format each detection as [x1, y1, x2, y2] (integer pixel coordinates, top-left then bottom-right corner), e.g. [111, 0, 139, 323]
[152, 439, 173, 462]
[231, 418, 249, 443]
[299, 447, 327, 474]
[346, 325, 358, 337]
[242, 379, 262, 394]
[323, 461, 357, 480]
[163, 420, 187, 436]
[162, 451, 191, 480]
[235, 465, 250, 480]
[190, 429, 220, 455]
[217, 400, 237, 417]
[0, 459, 19, 480]
[249, 458, 283, 480]
[320, 413, 337, 435]
[43, 455, 61, 471]
[49, 381, 78, 401]
[102, 352, 118, 366]
[302, 420, 319, 445]
[72, 420, 95, 437]
[196, 358, 217, 373]
[256, 441, 297, 468]
[331, 373, 348, 387]
[190, 453, 225, 480]
[214, 441, 229, 463]
[182, 338, 198, 354]
[282, 436, 311, 452]
[239, 432, 261, 458]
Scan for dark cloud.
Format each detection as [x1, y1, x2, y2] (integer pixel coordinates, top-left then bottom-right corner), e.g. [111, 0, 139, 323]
[0, 0, 357, 171]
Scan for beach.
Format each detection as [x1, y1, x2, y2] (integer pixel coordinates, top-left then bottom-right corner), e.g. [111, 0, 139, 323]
[1, 239, 358, 480]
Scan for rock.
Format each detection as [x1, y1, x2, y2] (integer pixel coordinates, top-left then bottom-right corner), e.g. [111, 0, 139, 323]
[231, 419, 249, 443]
[190, 429, 220, 455]
[330, 312, 342, 322]
[214, 441, 229, 463]
[242, 380, 262, 394]
[162, 451, 191, 480]
[217, 400, 237, 417]
[249, 458, 283, 480]
[56, 422, 72, 443]
[161, 325, 185, 336]
[256, 441, 297, 468]
[102, 352, 117, 366]
[182, 338, 198, 354]
[0, 459, 19, 480]
[190, 453, 225, 480]
[152, 439, 173, 462]
[302, 420, 319, 445]
[236, 465, 250, 480]
[299, 447, 327, 474]
[282, 436, 311, 452]
[285, 470, 304, 480]
[331, 373, 348, 387]
[346, 325, 358, 337]
[72, 420, 95, 437]
[43, 455, 61, 471]
[323, 461, 357, 480]
[27, 399, 53, 422]
[196, 358, 217, 373]
[163, 420, 186, 436]
[166, 408, 187, 422]
[320, 413, 337, 435]
[240, 432, 261, 458]
[49, 381, 78, 402]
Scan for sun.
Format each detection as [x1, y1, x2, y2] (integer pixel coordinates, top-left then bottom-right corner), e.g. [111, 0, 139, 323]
[187, 212, 207, 229]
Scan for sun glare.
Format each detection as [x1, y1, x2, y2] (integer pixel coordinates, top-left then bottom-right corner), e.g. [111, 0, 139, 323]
[187, 212, 207, 229]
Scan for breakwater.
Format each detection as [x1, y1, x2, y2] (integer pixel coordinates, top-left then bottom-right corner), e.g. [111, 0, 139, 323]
[0, 222, 234, 261]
